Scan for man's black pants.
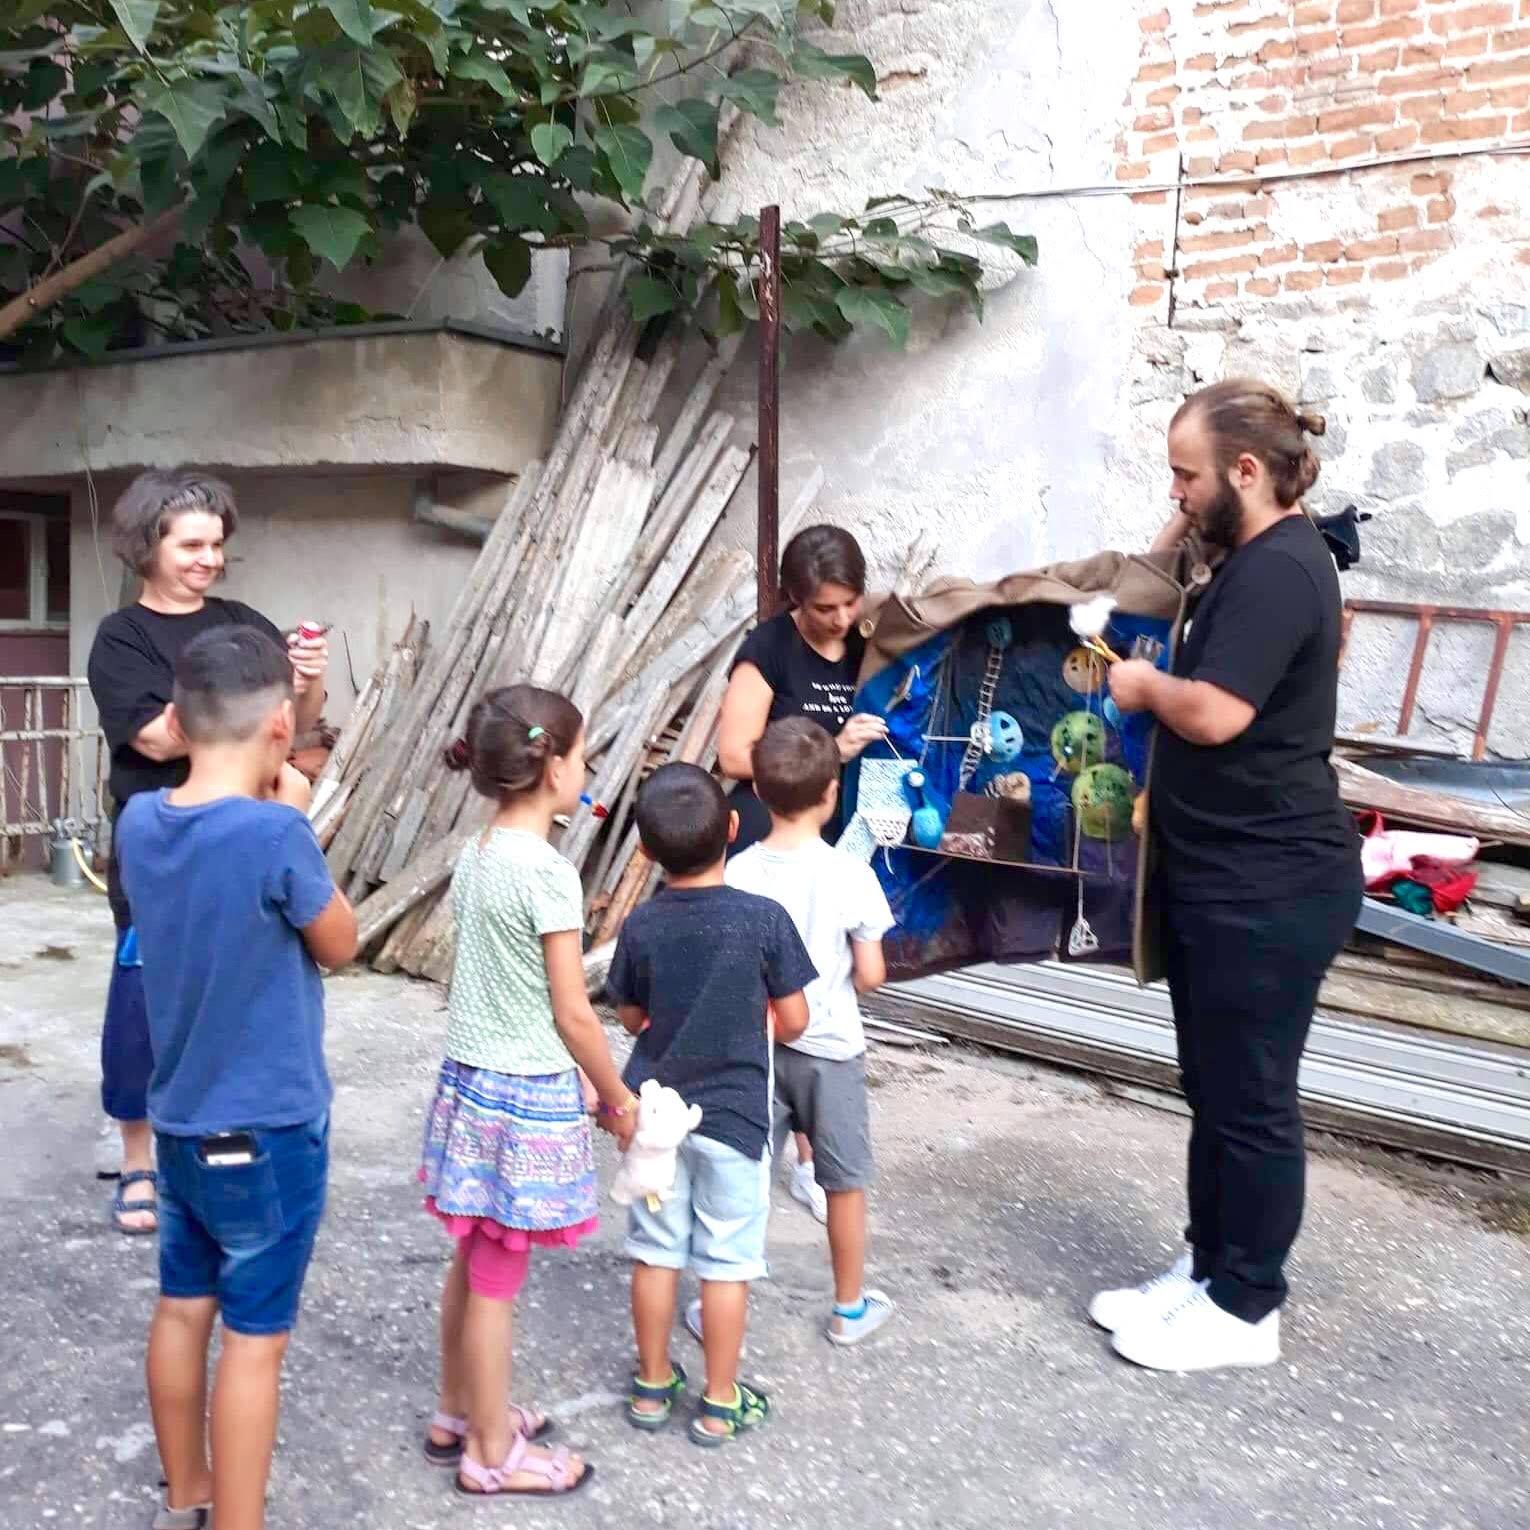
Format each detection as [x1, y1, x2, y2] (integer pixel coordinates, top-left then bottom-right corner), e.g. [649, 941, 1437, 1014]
[1162, 881, 1361, 1324]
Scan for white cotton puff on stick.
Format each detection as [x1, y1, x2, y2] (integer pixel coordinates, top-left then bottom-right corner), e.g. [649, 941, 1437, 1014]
[1069, 595, 1116, 640]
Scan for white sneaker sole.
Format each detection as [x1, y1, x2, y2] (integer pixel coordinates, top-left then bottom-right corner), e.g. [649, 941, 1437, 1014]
[1110, 1328, 1281, 1373]
[826, 1292, 895, 1347]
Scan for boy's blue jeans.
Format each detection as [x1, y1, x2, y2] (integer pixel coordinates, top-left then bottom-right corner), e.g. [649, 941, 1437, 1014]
[155, 1115, 329, 1335]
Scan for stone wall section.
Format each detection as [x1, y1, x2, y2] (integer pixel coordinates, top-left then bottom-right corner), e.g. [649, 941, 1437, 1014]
[1113, 0, 1529, 755]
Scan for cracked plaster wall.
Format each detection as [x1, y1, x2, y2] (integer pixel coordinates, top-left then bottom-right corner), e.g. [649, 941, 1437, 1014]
[695, 0, 1528, 758]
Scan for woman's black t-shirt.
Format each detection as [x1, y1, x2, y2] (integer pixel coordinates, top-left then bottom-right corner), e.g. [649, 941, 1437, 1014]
[726, 610, 865, 855]
[88, 598, 283, 924]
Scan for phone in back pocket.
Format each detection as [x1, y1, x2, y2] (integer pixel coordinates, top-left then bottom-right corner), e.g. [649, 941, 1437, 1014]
[198, 1131, 258, 1167]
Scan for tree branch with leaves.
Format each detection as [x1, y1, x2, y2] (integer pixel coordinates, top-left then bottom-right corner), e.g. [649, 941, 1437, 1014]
[0, 0, 1036, 362]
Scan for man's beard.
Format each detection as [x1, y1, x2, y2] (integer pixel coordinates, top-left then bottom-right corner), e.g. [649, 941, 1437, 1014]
[1198, 481, 1246, 549]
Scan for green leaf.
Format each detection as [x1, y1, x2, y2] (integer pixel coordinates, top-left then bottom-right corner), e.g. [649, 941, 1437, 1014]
[419, 201, 475, 258]
[717, 68, 781, 126]
[553, 145, 600, 194]
[625, 273, 678, 323]
[276, 102, 309, 151]
[313, 42, 403, 137]
[324, 0, 378, 45]
[243, 141, 301, 203]
[862, 216, 899, 242]
[653, 99, 718, 177]
[808, 212, 847, 240]
[232, 69, 281, 142]
[973, 222, 1038, 264]
[291, 202, 372, 269]
[530, 120, 572, 166]
[451, 51, 514, 97]
[106, 0, 160, 52]
[593, 122, 651, 201]
[385, 76, 416, 135]
[792, 42, 877, 100]
[144, 78, 227, 161]
[714, 271, 744, 337]
[62, 310, 121, 358]
[905, 264, 973, 301]
[835, 286, 909, 347]
[482, 171, 559, 235]
[482, 233, 532, 298]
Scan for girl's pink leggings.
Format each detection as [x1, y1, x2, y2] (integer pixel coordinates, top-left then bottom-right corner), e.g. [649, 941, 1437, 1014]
[458, 1225, 531, 1301]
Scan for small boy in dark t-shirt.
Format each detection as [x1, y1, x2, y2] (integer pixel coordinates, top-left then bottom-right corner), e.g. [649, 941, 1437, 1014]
[607, 763, 815, 1448]
[116, 628, 357, 1530]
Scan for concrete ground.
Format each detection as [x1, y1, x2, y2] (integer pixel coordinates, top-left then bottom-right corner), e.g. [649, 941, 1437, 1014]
[2, 877, 1528, 1530]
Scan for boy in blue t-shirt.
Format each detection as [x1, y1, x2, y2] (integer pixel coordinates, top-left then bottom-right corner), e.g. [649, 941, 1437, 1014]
[607, 763, 816, 1448]
[116, 626, 357, 1530]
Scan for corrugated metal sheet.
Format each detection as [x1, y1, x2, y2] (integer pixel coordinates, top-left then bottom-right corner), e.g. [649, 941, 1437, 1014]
[871, 963, 1530, 1175]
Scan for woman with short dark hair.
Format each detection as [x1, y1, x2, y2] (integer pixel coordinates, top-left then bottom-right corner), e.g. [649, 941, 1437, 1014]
[87, 469, 329, 1234]
[717, 525, 886, 856]
[715, 524, 887, 1221]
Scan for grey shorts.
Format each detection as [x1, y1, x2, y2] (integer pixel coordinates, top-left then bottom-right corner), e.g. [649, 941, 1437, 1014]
[772, 1048, 874, 1192]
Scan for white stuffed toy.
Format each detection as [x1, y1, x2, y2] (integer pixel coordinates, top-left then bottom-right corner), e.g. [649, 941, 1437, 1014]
[610, 1079, 703, 1211]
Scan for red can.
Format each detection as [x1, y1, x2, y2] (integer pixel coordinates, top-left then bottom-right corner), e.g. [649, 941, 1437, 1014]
[297, 621, 325, 642]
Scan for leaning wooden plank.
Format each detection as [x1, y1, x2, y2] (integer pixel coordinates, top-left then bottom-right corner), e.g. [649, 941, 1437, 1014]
[652, 339, 741, 496]
[568, 613, 625, 720]
[562, 677, 674, 869]
[372, 894, 437, 975]
[620, 444, 752, 669]
[311, 779, 356, 848]
[534, 452, 656, 686]
[614, 413, 736, 617]
[356, 473, 546, 879]
[328, 471, 535, 880]
[376, 787, 432, 884]
[1335, 758, 1530, 847]
[351, 826, 475, 950]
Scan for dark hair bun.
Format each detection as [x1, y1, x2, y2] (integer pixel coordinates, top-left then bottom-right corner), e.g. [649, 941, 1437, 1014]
[1297, 411, 1327, 437]
[443, 737, 471, 771]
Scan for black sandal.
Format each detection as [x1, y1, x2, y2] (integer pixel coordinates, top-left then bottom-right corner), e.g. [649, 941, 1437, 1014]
[688, 1381, 770, 1447]
[627, 1362, 687, 1431]
[111, 1169, 158, 1236]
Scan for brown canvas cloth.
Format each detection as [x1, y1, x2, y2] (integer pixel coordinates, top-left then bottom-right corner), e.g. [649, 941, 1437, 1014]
[857, 549, 1187, 687]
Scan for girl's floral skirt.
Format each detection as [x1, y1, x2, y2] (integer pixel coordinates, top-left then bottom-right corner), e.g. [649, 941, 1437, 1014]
[419, 1059, 598, 1250]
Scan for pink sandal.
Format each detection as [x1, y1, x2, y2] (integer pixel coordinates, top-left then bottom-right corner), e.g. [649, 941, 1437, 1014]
[423, 1403, 552, 1466]
[454, 1433, 594, 1500]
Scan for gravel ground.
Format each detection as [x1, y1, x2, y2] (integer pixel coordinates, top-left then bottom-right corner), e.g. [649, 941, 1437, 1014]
[2, 877, 1528, 1530]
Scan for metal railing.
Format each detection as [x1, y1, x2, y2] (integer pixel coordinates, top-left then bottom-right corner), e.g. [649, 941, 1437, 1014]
[0, 678, 108, 874]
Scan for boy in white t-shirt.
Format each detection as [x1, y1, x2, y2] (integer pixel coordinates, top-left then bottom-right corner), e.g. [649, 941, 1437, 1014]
[722, 717, 896, 1345]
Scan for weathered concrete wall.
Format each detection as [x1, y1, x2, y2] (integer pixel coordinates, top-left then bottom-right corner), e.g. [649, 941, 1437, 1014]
[67, 472, 488, 724]
[1, 329, 560, 482]
[697, 0, 1528, 757]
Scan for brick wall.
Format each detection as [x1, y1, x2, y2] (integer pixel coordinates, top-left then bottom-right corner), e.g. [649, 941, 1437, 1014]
[1121, 0, 1530, 313]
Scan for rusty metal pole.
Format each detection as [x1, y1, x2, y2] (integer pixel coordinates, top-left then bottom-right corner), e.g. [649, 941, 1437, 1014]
[757, 205, 782, 623]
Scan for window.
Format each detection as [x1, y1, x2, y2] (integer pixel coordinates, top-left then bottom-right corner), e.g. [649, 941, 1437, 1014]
[0, 510, 70, 630]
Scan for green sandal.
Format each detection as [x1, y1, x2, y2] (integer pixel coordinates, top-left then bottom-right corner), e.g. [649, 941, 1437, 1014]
[627, 1362, 687, 1432]
[688, 1382, 770, 1448]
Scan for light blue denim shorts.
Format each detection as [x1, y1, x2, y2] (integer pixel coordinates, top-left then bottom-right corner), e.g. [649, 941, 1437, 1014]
[624, 1133, 771, 1282]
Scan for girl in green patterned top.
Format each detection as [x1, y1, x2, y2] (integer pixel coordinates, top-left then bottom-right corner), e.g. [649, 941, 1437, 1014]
[418, 685, 636, 1501]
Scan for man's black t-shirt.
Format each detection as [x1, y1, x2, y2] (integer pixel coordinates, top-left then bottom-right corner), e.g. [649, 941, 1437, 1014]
[1151, 515, 1360, 902]
[608, 884, 817, 1161]
[88, 598, 283, 924]
[727, 611, 865, 854]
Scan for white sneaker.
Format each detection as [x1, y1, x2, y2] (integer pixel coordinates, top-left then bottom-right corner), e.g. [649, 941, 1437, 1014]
[788, 1162, 829, 1224]
[1088, 1252, 1198, 1333]
[682, 1298, 746, 1358]
[1110, 1286, 1281, 1373]
[826, 1289, 896, 1347]
[94, 1119, 122, 1181]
